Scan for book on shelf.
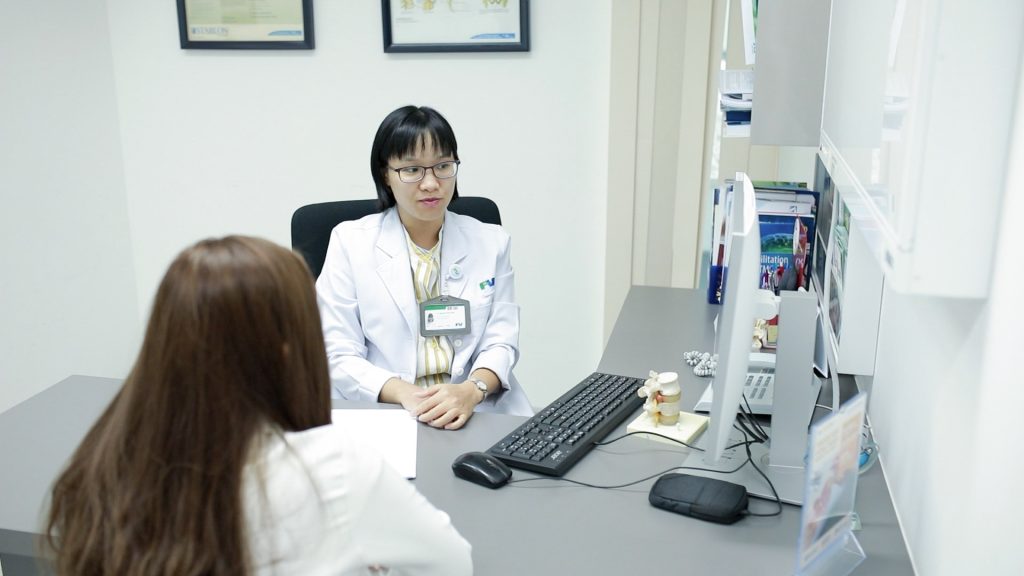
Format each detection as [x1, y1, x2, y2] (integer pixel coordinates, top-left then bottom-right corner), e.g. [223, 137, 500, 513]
[707, 180, 820, 304]
[752, 180, 808, 190]
[712, 186, 726, 266]
[757, 185, 818, 350]
[756, 186, 816, 215]
[707, 183, 735, 305]
[755, 184, 819, 294]
[759, 212, 816, 293]
[725, 110, 752, 124]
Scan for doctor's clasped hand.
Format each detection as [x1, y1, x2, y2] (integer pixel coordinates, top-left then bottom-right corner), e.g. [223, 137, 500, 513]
[384, 369, 500, 430]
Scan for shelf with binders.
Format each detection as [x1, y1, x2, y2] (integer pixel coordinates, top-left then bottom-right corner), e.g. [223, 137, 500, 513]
[812, 157, 883, 376]
[719, 69, 753, 139]
[707, 179, 820, 307]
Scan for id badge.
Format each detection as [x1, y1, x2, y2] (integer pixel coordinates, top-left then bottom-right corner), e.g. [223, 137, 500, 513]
[419, 296, 472, 337]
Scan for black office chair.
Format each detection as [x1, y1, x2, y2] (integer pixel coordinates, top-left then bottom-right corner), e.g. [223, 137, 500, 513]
[291, 196, 502, 279]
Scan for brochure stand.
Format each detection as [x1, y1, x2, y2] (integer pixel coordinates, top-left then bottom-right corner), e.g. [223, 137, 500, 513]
[798, 532, 866, 576]
[795, 393, 868, 576]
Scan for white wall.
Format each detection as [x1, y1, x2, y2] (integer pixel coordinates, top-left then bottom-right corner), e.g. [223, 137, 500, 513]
[0, 0, 140, 413]
[868, 205, 1022, 575]
[962, 102, 1024, 573]
[0, 1, 613, 413]
[865, 68, 1024, 576]
[868, 291, 986, 574]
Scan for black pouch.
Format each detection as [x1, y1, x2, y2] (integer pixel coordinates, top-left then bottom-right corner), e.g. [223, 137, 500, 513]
[649, 473, 748, 524]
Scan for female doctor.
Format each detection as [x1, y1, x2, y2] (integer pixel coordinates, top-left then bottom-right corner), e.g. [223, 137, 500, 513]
[316, 105, 533, 429]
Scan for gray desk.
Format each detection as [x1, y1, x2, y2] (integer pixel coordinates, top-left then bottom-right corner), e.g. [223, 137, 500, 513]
[0, 286, 913, 575]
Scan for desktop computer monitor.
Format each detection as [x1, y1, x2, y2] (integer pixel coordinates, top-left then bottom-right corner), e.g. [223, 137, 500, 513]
[703, 173, 760, 465]
[685, 173, 817, 505]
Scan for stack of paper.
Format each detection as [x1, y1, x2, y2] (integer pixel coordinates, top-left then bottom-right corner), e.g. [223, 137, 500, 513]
[331, 409, 418, 479]
[720, 69, 754, 137]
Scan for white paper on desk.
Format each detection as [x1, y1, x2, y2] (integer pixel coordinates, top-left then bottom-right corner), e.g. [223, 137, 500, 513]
[331, 409, 417, 479]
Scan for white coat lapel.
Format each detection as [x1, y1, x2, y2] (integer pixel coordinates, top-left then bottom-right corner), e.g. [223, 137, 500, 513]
[441, 212, 469, 298]
[376, 210, 418, 338]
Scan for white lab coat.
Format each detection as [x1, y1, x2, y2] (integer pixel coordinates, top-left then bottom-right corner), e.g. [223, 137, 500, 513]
[316, 207, 533, 416]
[244, 424, 473, 575]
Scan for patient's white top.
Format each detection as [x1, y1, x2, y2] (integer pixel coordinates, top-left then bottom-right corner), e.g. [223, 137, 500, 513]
[242, 423, 472, 575]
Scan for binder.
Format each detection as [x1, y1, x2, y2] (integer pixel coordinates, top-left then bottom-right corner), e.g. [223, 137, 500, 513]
[707, 183, 734, 304]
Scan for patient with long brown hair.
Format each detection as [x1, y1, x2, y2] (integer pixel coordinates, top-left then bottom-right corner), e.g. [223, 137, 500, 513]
[45, 236, 471, 575]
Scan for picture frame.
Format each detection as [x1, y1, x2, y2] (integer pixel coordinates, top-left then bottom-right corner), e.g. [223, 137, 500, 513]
[176, 0, 315, 50]
[382, 0, 530, 53]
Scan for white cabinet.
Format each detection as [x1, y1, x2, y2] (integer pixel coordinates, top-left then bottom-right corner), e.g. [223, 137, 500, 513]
[820, 0, 1023, 298]
[749, 0, 830, 147]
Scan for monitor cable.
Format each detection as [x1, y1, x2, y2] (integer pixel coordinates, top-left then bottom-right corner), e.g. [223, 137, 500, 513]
[734, 424, 783, 517]
[506, 409, 782, 517]
[506, 460, 747, 490]
[738, 394, 770, 443]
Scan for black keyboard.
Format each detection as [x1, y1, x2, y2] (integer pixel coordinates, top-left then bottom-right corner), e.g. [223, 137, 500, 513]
[486, 372, 645, 476]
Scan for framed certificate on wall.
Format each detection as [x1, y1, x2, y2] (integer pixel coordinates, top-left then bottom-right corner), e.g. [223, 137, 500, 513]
[382, 0, 530, 53]
[177, 0, 315, 50]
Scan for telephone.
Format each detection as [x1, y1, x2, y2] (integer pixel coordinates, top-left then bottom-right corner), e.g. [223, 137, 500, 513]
[694, 351, 777, 415]
[749, 351, 776, 370]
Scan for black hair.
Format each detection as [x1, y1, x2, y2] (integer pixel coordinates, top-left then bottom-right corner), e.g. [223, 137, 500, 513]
[370, 105, 460, 210]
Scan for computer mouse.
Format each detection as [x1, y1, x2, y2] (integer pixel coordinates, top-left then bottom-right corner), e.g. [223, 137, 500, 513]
[451, 451, 512, 489]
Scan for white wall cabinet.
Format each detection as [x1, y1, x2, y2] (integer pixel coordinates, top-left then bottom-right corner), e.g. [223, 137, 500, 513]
[820, 0, 1023, 298]
[749, 0, 830, 147]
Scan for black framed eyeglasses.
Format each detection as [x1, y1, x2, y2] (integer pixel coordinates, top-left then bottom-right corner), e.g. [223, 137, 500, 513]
[388, 160, 460, 183]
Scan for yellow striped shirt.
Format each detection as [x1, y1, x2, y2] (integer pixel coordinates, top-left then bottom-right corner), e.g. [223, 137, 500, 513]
[406, 231, 454, 388]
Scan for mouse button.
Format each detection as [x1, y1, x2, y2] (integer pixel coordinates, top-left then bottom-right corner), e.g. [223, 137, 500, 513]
[486, 453, 512, 474]
[451, 451, 475, 468]
[481, 457, 512, 486]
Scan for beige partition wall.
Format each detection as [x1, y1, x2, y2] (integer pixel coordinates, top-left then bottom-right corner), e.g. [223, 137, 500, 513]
[603, 1, 642, 342]
[604, 0, 720, 341]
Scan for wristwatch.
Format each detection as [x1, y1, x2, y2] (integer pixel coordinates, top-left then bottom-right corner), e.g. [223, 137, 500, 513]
[469, 379, 489, 401]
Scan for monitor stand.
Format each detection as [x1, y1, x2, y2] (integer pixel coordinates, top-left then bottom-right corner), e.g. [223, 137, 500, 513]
[682, 425, 809, 505]
[684, 289, 822, 506]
